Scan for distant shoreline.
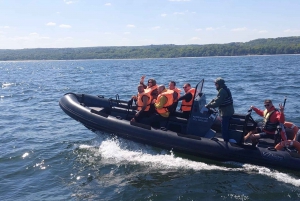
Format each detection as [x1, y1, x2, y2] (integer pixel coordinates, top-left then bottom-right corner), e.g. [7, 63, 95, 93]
[1, 54, 300, 62]
[1, 36, 300, 61]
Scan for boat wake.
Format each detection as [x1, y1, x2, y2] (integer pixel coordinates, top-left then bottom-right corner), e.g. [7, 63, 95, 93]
[79, 132, 300, 187]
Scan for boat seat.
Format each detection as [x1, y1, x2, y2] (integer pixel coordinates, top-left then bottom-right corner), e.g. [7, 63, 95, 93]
[230, 118, 245, 125]
[90, 107, 109, 117]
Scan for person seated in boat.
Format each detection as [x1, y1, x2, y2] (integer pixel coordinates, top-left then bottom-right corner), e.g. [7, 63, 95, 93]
[167, 81, 181, 114]
[205, 78, 234, 142]
[275, 121, 300, 152]
[130, 85, 153, 123]
[139, 75, 158, 98]
[243, 99, 285, 145]
[139, 75, 159, 113]
[145, 85, 174, 128]
[283, 121, 300, 141]
[177, 83, 195, 119]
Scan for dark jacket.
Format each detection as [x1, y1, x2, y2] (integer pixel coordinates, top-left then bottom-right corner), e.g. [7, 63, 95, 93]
[206, 85, 234, 117]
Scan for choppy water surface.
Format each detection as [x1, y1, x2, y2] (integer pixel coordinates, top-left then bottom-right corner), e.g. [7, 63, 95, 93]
[1, 55, 300, 201]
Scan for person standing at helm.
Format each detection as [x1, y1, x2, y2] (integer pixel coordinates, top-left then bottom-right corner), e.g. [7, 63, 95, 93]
[177, 83, 195, 119]
[130, 85, 152, 123]
[168, 81, 181, 113]
[244, 99, 285, 144]
[205, 78, 234, 142]
[146, 85, 174, 128]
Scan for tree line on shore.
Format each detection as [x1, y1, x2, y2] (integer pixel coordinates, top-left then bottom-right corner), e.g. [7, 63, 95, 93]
[0, 36, 300, 61]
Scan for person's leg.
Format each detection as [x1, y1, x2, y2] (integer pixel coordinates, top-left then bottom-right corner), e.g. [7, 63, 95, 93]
[221, 116, 231, 142]
[159, 116, 169, 128]
[182, 111, 190, 119]
[244, 130, 255, 141]
[134, 111, 150, 123]
[144, 113, 160, 127]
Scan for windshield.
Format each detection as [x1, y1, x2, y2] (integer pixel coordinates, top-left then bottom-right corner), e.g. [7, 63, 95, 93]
[193, 79, 204, 101]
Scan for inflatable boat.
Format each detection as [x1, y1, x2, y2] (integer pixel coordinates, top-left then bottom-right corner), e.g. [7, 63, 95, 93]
[59, 79, 300, 171]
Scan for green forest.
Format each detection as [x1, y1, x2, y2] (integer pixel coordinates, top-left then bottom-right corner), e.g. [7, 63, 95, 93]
[1, 36, 300, 61]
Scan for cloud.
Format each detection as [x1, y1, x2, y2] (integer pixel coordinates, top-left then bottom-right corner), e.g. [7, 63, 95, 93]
[127, 24, 136, 28]
[0, 26, 10, 29]
[151, 26, 160, 30]
[29, 32, 39, 36]
[206, 27, 215, 31]
[204, 26, 225, 31]
[123, 32, 131, 35]
[190, 37, 201, 41]
[169, 0, 190, 2]
[195, 28, 202, 31]
[161, 13, 167, 17]
[64, 0, 75, 4]
[104, 3, 111, 6]
[284, 29, 300, 33]
[46, 22, 56, 26]
[231, 27, 247, 32]
[28, 33, 50, 40]
[258, 30, 268, 34]
[173, 12, 184, 15]
[59, 24, 72, 28]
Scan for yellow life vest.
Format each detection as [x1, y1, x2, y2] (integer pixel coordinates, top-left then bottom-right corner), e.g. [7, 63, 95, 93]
[263, 109, 278, 132]
[155, 90, 174, 115]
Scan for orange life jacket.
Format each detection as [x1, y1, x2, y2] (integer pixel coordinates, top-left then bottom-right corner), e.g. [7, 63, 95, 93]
[171, 87, 181, 101]
[181, 88, 195, 112]
[137, 92, 151, 111]
[145, 85, 158, 101]
[155, 90, 174, 115]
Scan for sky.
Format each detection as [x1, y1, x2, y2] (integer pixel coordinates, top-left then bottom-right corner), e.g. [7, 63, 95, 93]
[0, 0, 300, 49]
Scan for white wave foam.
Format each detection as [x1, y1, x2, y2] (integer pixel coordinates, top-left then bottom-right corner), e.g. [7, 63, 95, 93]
[2, 82, 15, 88]
[79, 135, 300, 187]
[22, 152, 29, 159]
[241, 164, 300, 187]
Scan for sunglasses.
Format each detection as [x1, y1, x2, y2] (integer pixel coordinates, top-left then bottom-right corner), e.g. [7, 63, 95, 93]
[183, 86, 187, 88]
[264, 104, 270, 107]
[148, 81, 152, 84]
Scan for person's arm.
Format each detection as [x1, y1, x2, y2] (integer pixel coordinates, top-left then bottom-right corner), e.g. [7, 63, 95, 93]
[135, 95, 149, 116]
[151, 89, 158, 99]
[178, 93, 192, 102]
[154, 96, 167, 109]
[173, 91, 178, 102]
[206, 89, 226, 108]
[141, 95, 149, 112]
[251, 106, 264, 117]
[139, 75, 147, 89]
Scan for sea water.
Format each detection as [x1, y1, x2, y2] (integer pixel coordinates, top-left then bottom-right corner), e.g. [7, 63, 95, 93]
[1, 55, 300, 200]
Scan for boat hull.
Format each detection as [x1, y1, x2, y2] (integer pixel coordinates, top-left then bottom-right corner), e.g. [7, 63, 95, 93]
[59, 93, 300, 171]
